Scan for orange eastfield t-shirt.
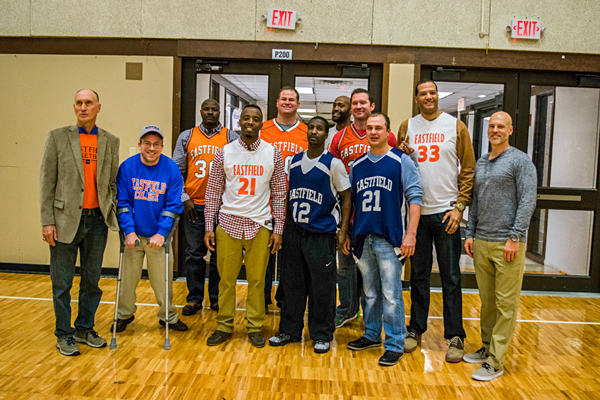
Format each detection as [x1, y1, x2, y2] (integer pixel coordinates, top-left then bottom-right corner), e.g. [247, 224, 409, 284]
[79, 130, 99, 209]
[259, 119, 308, 178]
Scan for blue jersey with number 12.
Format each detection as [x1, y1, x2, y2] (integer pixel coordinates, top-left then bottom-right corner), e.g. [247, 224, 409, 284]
[288, 152, 340, 234]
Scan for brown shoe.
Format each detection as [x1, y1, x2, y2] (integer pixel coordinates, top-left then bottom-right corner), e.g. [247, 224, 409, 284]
[207, 330, 232, 346]
[110, 316, 134, 333]
[248, 332, 266, 348]
[182, 303, 202, 316]
[445, 336, 464, 363]
[404, 332, 421, 353]
[159, 319, 188, 331]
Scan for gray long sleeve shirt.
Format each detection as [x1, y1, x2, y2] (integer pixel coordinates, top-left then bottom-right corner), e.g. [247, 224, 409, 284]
[465, 147, 537, 243]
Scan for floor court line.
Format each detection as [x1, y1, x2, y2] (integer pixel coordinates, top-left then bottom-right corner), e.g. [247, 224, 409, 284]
[1, 295, 600, 326]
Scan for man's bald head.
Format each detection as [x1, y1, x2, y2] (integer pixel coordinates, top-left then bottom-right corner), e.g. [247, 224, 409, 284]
[490, 111, 512, 127]
[332, 96, 351, 125]
[201, 98, 219, 109]
[75, 89, 99, 103]
[200, 98, 221, 129]
[488, 111, 513, 150]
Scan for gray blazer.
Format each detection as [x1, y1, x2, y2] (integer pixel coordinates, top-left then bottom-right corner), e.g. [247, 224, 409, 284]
[40, 125, 120, 243]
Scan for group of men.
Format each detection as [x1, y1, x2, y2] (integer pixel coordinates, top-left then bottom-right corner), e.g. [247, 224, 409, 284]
[40, 80, 536, 382]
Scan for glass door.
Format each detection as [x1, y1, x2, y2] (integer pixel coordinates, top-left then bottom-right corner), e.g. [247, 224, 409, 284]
[516, 71, 600, 291]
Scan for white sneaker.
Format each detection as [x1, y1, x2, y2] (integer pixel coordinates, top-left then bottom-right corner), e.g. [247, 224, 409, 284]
[314, 340, 330, 354]
[472, 362, 503, 381]
[463, 346, 489, 364]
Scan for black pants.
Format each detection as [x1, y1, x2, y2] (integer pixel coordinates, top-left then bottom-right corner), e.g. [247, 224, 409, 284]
[409, 212, 466, 340]
[279, 222, 337, 342]
[265, 250, 285, 306]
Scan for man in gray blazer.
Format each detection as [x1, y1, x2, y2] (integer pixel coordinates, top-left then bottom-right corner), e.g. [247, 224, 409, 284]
[40, 89, 120, 356]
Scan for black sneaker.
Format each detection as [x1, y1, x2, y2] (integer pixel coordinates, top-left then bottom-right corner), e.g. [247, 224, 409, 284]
[269, 332, 296, 347]
[379, 350, 403, 366]
[207, 330, 232, 346]
[159, 319, 189, 331]
[348, 336, 382, 351]
[182, 303, 202, 316]
[110, 316, 134, 333]
[210, 303, 219, 312]
[248, 332, 266, 348]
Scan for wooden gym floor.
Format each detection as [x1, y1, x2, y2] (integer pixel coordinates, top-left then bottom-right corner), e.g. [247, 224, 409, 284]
[1, 272, 600, 400]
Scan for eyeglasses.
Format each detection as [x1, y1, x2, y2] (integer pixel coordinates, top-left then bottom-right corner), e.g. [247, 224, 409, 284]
[141, 141, 163, 148]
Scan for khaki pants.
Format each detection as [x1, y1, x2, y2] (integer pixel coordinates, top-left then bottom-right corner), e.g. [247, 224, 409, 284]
[215, 225, 271, 333]
[473, 239, 526, 370]
[117, 236, 178, 323]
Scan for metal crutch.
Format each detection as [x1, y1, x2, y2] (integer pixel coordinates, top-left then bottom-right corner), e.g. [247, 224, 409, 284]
[161, 211, 180, 350]
[110, 207, 138, 350]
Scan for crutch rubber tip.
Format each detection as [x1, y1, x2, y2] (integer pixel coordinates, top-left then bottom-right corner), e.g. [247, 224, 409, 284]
[164, 338, 171, 350]
[109, 338, 117, 350]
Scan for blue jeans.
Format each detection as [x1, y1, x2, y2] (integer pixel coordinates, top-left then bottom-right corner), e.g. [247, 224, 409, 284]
[357, 235, 406, 352]
[49, 215, 108, 338]
[183, 204, 219, 305]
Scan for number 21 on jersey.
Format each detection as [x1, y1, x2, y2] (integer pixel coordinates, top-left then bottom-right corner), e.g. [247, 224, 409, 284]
[238, 177, 256, 195]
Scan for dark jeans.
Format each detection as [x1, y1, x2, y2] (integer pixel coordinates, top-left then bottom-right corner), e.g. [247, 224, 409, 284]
[279, 223, 337, 341]
[183, 204, 219, 305]
[409, 212, 466, 340]
[49, 214, 108, 338]
[265, 248, 285, 307]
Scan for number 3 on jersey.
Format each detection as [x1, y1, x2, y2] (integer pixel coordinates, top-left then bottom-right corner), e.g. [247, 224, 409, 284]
[417, 145, 440, 162]
[194, 160, 213, 178]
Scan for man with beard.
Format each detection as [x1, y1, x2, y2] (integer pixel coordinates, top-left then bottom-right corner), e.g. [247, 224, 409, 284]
[325, 95, 351, 150]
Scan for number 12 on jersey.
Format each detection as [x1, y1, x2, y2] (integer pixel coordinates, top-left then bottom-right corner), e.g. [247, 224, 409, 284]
[292, 202, 310, 223]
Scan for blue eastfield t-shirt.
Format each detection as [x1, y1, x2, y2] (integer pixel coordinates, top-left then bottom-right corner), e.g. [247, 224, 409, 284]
[116, 154, 183, 238]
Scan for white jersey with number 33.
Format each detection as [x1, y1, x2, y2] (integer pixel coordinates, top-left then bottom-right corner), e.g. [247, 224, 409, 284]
[407, 112, 459, 215]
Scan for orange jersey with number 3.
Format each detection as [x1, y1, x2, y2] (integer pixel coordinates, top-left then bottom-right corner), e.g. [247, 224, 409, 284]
[259, 119, 308, 178]
[185, 126, 231, 205]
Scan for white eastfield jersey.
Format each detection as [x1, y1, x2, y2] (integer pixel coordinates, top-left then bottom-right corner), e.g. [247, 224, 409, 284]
[220, 140, 275, 230]
[407, 112, 459, 215]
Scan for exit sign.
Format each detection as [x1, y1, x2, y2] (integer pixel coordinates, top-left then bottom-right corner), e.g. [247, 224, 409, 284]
[511, 19, 542, 39]
[266, 8, 297, 30]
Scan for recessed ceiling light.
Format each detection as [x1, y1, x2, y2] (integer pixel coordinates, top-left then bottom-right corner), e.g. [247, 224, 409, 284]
[438, 92, 453, 99]
[296, 87, 313, 94]
[297, 108, 316, 113]
[478, 94, 486, 98]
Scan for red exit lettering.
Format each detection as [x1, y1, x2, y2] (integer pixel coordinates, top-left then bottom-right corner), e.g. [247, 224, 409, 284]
[512, 19, 541, 38]
[272, 10, 291, 27]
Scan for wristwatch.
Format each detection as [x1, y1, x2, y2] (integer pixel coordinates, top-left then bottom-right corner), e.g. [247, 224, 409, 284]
[509, 234, 520, 242]
[455, 202, 465, 212]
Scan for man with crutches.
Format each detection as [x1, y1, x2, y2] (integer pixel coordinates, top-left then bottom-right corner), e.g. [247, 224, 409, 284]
[111, 125, 187, 335]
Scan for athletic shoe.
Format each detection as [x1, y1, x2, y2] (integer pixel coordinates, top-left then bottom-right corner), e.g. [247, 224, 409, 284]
[348, 336, 382, 351]
[463, 346, 490, 364]
[269, 332, 298, 347]
[210, 303, 219, 312]
[74, 330, 107, 348]
[182, 303, 202, 316]
[404, 332, 421, 353]
[472, 362, 504, 381]
[446, 336, 464, 363]
[207, 330, 232, 346]
[110, 316, 134, 333]
[378, 350, 403, 366]
[159, 319, 189, 331]
[248, 332, 266, 348]
[314, 340, 330, 354]
[56, 336, 80, 356]
[335, 312, 359, 329]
